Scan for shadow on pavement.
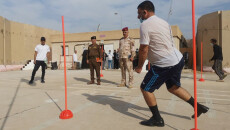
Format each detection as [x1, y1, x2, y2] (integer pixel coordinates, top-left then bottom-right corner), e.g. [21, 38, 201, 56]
[210, 108, 230, 114]
[21, 77, 42, 86]
[0, 79, 22, 130]
[74, 77, 119, 85]
[160, 111, 191, 120]
[181, 76, 216, 81]
[45, 92, 62, 112]
[82, 93, 148, 121]
[101, 79, 119, 85]
[74, 77, 90, 83]
[82, 94, 191, 122]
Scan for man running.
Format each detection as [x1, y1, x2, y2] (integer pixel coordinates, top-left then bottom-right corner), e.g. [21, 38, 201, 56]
[135, 1, 209, 127]
[209, 38, 227, 82]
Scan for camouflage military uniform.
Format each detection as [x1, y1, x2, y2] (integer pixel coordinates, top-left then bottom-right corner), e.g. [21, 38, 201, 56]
[87, 44, 101, 84]
[118, 36, 135, 87]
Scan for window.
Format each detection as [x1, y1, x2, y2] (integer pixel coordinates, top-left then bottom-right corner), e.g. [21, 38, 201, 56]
[61, 45, 69, 56]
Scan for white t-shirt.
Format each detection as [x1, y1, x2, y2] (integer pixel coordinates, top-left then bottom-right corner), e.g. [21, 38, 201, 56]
[140, 15, 183, 67]
[73, 53, 78, 62]
[35, 44, 50, 61]
[107, 53, 113, 60]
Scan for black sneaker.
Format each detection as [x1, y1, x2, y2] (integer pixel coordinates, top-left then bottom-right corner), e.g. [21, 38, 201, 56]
[221, 74, 227, 80]
[41, 80, 45, 83]
[140, 117, 164, 127]
[192, 104, 209, 118]
[29, 80, 33, 84]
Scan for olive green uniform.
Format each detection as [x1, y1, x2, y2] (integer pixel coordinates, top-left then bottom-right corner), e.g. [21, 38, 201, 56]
[87, 44, 101, 83]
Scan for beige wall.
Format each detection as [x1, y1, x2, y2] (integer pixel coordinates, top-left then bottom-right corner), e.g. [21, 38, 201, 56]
[221, 11, 230, 67]
[52, 39, 140, 68]
[0, 17, 3, 64]
[0, 16, 61, 65]
[197, 10, 230, 68]
[0, 17, 11, 65]
[197, 11, 220, 67]
[0, 15, 183, 66]
[51, 26, 183, 68]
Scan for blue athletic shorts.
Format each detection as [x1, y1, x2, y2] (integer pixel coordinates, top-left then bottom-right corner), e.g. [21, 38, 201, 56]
[141, 57, 184, 92]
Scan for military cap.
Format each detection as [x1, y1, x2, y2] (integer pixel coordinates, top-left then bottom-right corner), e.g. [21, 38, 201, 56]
[91, 36, 96, 40]
[122, 27, 128, 31]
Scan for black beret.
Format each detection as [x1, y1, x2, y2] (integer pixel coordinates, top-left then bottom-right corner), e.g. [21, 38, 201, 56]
[91, 36, 96, 40]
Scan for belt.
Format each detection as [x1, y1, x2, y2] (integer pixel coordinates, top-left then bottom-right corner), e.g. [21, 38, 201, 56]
[89, 56, 98, 59]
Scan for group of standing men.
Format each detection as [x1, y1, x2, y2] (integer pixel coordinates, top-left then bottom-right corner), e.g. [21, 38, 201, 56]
[86, 27, 136, 88]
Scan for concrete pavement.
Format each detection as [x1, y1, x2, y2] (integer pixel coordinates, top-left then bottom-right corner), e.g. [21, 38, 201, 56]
[0, 69, 229, 130]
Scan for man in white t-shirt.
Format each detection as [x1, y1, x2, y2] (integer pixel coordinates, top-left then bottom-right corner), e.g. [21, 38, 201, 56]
[135, 1, 209, 127]
[29, 37, 50, 84]
[73, 50, 78, 69]
[107, 50, 113, 69]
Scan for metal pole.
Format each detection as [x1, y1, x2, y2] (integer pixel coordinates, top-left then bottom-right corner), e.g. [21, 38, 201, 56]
[97, 24, 100, 32]
[3, 18, 6, 65]
[199, 42, 205, 82]
[59, 16, 73, 119]
[62, 16, 68, 110]
[120, 15, 123, 29]
[191, 0, 198, 129]
[115, 13, 123, 29]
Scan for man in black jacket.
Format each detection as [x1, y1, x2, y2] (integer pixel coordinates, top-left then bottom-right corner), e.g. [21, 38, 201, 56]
[209, 38, 227, 81]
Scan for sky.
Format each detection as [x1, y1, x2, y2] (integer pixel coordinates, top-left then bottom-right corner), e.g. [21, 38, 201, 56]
[0, 0, 230, 39]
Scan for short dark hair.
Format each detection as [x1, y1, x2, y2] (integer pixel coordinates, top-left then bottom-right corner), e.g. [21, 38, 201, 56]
[137, 1, 155, 12]
[91, 36, 96, 40]
[41, 37, 46, 41]
[210, 38, 217, 43]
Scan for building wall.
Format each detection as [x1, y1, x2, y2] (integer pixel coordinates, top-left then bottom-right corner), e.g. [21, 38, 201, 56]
[0, 15, 183, 67]
[221, 11, 230, 67]
[51, 26, 183, 68]
[180, 48, 193, 68]
[197, 10, 230, 68]
[0, 17, 3, 64]
[0, 17, 11, 65]
[197, 11, 220, 68]
[0, 16, 61, 65]
[52, 39, 140, 68]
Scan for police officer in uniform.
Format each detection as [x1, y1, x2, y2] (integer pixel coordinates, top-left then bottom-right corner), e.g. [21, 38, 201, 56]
[118, 27, 135, 88]
[87, 36, 101, 85]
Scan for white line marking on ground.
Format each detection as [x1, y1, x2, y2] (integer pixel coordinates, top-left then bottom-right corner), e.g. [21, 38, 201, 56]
[129, 94, 143, 105]
[198, 89, 230, 93]
[197, 93, 230, 97]
[202, 90, 216, 118]
[198, 97, 230, 101]
[30, 92, 117, 130]
[69, 84, 138, 90]
[166, 95, 177, 113]
[67, 87, 131, 93]
[45, 99, 58, 103]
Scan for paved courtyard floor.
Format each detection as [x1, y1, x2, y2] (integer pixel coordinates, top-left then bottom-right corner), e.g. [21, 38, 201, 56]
[0, 69, 229, 130]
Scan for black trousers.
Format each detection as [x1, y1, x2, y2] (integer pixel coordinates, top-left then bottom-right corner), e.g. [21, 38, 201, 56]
[114, 59, 119, 69]
[31, 60, 46, 81]
[212, 59, 224, 79]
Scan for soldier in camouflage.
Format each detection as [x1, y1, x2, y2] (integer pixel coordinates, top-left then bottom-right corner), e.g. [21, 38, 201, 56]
[118, 27, 135, 88]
